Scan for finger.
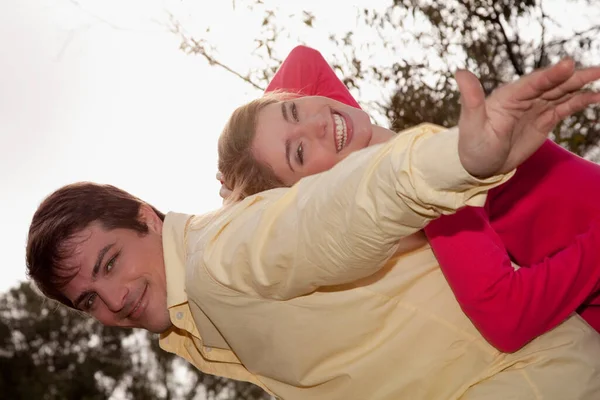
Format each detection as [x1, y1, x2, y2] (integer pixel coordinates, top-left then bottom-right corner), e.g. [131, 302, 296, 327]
[535, 92, 600, 132]
[553, 91, 600, 121]
[456, 70, 492, 165]
[542, 67, 600, 101]
[512, 58, 575, 102]
[456, 70, 487, 128]
[456, 69, 485, 109]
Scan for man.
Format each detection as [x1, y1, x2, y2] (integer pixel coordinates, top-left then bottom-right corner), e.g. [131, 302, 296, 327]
[26, 58, 600, 399]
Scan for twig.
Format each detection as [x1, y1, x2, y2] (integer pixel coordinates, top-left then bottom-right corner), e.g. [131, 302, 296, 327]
[169, 17, 265, 91]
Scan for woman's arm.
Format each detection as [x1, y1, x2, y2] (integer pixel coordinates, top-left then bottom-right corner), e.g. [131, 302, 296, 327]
[425, 207, 600, 352]
[207, 59, 597, 300]
[266, 45, 361, 108]
[203, 126, 510, 300]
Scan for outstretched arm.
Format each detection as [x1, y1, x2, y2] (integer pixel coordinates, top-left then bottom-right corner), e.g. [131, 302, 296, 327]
[425, 207, 600, 352]
[207, 59, 600, 300]
[205, 126, 510, 300]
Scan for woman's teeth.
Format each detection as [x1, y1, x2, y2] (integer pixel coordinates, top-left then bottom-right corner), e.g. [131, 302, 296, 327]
[334, 113, 347, 152]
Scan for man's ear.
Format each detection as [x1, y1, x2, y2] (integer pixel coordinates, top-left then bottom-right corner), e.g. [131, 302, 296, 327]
[139, 204, 163, 234]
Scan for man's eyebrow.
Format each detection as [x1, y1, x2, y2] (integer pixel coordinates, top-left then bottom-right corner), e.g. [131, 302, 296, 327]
[285, 139, 295, 173]
[281, 101, 289, 122]
[73, 243, 114, 309]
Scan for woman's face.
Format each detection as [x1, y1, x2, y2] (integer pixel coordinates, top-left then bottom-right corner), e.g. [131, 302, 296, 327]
[252, 96, 376, 186]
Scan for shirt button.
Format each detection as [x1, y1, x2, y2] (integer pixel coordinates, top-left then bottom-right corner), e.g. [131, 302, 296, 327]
[176, 312, 184, 320]
[205, 346, 212, 353]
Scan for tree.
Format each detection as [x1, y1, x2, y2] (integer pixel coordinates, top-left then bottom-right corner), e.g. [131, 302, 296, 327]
[354, 0, 600, 155]
[175, 0, 600, 156]
[0, 282, 129, 399]
[0, 283, 272, 399]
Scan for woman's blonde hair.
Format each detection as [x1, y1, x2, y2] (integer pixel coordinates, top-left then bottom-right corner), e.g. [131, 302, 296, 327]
[218, 91, 295, 202]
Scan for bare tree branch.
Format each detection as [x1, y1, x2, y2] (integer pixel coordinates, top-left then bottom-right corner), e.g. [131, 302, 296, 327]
[536, 0, 547, 69]
[167, 16, 266, 91]
[491, 14, 525, 76]
[544, 26, 600, 48]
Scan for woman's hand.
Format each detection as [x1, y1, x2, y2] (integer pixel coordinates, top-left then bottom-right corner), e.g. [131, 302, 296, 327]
[457, 58, 600, 179]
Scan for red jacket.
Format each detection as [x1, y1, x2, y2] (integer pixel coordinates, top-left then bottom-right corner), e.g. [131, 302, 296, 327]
[266, 45, 600, 352]
[266, 46, 360, 109]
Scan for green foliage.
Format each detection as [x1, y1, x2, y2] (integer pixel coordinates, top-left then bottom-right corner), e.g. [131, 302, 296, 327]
[0, 283, 272, 400]
[332, 0, 600, 155]
[179, 0, 600, 156]
[1, 283, 121, 399]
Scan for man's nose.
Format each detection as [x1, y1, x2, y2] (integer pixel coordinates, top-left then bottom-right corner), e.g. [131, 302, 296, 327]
[98, 284, 128, 313]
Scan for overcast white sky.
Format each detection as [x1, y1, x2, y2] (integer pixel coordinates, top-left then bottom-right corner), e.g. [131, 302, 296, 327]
[1, 0, 599, 294]
[0, 0, 392, 293]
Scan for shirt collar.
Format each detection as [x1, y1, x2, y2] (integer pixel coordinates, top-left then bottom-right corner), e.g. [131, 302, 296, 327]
[162, 212, 194, 308]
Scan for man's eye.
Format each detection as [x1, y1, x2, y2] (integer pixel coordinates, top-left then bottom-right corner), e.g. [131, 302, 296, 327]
[106, 252, 119, 273]
[107, 259, 115, 272]
[291, 102, 299, 122]
[296, 143, 304, 165]
[85, 293, 97, 310]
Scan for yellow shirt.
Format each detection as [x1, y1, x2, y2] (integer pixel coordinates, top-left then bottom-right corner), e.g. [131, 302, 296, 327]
[160, 124, 600, 399]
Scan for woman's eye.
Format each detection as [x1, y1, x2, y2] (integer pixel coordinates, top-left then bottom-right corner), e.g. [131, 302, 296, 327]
[291, 102, 299, 122]
[296, 143, 304, 165]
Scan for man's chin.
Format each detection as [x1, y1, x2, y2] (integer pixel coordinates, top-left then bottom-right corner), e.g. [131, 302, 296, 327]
[141, 313, 173, 333]
[144, 322, 173, 334]
[157, 322, 174, 334]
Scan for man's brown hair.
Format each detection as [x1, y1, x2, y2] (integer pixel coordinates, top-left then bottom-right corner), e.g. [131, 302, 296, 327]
[26, 182, 164, 308]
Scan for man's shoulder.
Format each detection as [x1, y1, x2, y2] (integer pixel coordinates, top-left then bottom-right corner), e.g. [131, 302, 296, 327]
[396, 122, 447, 136]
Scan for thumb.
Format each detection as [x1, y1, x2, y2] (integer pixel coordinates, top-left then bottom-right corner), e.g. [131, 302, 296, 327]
[456, 69, 487, 130]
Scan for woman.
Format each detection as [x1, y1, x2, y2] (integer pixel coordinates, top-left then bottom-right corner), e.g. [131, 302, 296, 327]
[218, 46, 600, 352]
[196, 56, 600, 399]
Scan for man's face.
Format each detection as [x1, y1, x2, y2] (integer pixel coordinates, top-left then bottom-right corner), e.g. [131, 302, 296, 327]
[61, 206, 171, 333]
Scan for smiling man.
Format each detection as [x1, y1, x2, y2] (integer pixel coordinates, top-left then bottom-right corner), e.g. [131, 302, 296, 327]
[27, 131, 600, 400]
[63, 216, 168, 332]
[26, 125, 600, 399]
[26, 185, 171, 333]
[26, 51, 600, 399]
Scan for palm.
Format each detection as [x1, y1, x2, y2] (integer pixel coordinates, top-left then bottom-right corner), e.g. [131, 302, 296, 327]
[457, 59, 600, 178]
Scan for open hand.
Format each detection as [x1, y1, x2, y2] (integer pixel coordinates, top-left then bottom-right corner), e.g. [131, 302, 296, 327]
[457, 59, 600, 178]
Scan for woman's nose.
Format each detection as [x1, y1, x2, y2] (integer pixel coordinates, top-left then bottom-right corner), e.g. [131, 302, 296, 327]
[293, 113, 327, 140]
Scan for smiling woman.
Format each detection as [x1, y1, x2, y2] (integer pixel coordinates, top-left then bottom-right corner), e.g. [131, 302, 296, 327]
[253, 95, 378, 184]
[218, 92, 393, 201]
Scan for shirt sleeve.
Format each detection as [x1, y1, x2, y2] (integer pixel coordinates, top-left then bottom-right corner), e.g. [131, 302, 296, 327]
[265, 45, 361, 109]
[202, 126, 512, 300]
[424, 207, 600, 353]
